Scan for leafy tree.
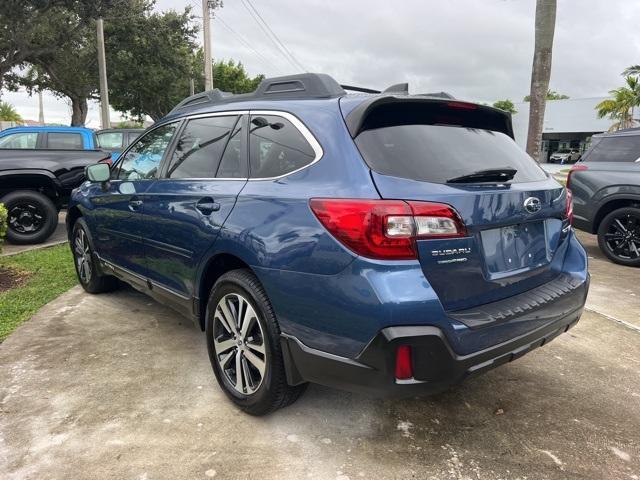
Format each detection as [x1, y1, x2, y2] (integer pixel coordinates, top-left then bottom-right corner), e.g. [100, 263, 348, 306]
[7, 1, 148, 126]
[211, 59, 265, 94]
[0, 1, 113, 90]
[492, 99, 517, 114]
[596, 76, 640, 131]
[523, 89, 569, 102]
[0, 101, 23, 123]
[105, 8, 200, 121]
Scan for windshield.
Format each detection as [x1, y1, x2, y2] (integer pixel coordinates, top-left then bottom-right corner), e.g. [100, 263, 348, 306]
[355, 124, 547, 184]
[556, 149, 571, 154]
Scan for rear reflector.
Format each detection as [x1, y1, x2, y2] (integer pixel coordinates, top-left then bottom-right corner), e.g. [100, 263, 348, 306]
[447, 101, 478, 110]
[309, 199, 466, 260]
[395, 345, 413, 380]
[565, 188, 573, 224]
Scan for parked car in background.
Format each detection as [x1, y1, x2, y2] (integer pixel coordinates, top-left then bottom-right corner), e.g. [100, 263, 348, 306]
[68, 73, 589, 415]
[0, 126, 110, 244]
[549, 148, 581, 164]
[96, 128, 144, 162]
[0, 125, 99, 151]
[569, 128, 640, 266]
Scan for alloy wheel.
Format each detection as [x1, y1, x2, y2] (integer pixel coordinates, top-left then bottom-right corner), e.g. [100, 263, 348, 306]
[213, 293, 267, 395]
[74, 229, 93, 284]
[603, 213, 640, 260]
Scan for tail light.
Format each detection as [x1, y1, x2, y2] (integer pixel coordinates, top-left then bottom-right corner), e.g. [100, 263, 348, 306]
[395, 345, 413, 380]
[565, 188, 573, 225]
[566, 164, 587, 190]
[309, 198, 466, 260]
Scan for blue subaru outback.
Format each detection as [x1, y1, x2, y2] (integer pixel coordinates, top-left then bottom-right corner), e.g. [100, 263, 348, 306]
[67, 74, 589, 415]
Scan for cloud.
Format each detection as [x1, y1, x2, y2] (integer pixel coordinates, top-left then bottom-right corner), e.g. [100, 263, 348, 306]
[4, 0, 640, 124]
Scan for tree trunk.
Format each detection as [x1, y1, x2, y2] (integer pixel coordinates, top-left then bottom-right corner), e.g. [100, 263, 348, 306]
[70, 96, 88, 126]
[526, 0, 557, 162]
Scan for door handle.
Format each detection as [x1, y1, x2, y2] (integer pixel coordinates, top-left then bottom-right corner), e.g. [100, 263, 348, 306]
[195, 197, 221, 215]
[128, 197, 143, 211]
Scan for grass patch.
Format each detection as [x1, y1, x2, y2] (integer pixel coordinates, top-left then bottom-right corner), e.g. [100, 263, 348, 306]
[0, 244, 77, 341]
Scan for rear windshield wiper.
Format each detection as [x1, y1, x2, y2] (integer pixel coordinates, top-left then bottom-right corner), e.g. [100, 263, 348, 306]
[447, 167, 517, 184]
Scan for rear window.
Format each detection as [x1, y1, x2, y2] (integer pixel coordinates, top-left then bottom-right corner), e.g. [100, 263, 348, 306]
[355, 124, 547, 184]
[586, 135, 640, 163]
[47, 132, 83, 149]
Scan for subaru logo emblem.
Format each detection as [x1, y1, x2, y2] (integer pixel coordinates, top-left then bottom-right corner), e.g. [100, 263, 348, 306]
[524, 197, 542, 214]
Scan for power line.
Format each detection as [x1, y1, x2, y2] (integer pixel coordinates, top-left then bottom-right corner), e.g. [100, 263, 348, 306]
[243, 0, 307, 72]
[238, 0, 305, 72]
[214, 16, 284, 75]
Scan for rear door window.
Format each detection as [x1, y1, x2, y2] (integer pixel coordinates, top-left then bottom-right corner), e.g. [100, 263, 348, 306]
[166, 115, 238, 179]
[586, 135, 640, 162]
[0, 132, 37, 149]
[355, 124, 547, 184]
[249, 114, 317, 178]
[47, 132, 83, 149]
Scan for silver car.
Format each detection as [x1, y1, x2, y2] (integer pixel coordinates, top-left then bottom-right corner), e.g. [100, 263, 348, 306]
[549, 148, 581, 164]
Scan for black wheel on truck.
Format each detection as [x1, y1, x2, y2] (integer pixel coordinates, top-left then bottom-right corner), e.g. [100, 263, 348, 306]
[0, 190, 58, 245]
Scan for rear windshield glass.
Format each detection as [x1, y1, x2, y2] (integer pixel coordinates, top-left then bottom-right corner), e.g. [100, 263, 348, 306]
[586, 135, 640, 162]
[355, 124, 547, 184]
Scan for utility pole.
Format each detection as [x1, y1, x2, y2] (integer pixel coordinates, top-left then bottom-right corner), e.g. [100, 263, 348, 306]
[202, 0, 213, 90]
[38, 90, 44, 125]
[190, 78, 195, 96]
[96, 18, 111, 129]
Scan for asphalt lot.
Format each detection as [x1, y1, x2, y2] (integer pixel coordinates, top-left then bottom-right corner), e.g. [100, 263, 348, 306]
[1, 231, 639, 480]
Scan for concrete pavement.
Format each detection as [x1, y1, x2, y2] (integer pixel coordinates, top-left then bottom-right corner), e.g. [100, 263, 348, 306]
[1, 232, 639, 479]
[1, 211, 68, 257]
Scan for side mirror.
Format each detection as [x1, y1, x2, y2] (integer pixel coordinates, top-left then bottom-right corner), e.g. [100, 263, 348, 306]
[85, 163, 110, 183]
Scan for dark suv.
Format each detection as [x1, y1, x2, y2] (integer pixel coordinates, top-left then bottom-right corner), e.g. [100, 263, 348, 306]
[67, 74, 589, 415]
[569, 128, 640, 266]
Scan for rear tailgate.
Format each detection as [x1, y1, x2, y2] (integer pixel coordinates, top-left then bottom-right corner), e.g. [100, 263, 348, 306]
[345, 97, 570, 311]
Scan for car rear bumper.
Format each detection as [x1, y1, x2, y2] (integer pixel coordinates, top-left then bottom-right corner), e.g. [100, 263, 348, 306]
[281, 274, 589, 396]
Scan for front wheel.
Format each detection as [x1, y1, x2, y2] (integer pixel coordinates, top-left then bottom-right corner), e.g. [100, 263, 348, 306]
[205, 269, 307, 415]
[597, 207, 640, 267]
[71, 218, 119, 293]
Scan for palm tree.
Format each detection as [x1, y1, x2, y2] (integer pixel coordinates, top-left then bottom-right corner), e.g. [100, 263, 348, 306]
[0, 101, 23, 123]
[526, 0, 557, 161]
[596, 76, 640, 131]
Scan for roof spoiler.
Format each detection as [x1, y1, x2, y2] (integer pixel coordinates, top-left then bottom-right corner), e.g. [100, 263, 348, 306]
[344, 96, 514, 139]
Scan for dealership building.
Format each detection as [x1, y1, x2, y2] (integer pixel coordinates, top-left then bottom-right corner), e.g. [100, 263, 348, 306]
[509, 97, 612, 163]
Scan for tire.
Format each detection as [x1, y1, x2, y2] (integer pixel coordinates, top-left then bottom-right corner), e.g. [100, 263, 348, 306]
[597, 207, 640, 267]
[71, 218, 119, 293]
[1, 190, 58, 244]
[205, 269, 307, 415]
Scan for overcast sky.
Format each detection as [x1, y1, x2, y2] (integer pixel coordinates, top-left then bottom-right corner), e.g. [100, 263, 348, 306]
[5, 0, 640, 126]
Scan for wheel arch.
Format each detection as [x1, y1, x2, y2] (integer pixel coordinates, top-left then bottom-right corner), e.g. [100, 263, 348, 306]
[0, 171, 62, 206]
[593, 196, 640, 233]
[197, 252, 253, 330]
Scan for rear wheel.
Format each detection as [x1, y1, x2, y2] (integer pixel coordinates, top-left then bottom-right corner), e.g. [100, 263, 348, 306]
[597, 207, 640, 267]
[1, 190, 58, 244]
[205, 269, 307, 415]
[71, 218, 119, 293]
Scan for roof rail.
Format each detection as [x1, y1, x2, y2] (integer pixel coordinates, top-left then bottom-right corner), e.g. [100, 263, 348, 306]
[169, 73, 347, 114]
[341, 85, 381, 94]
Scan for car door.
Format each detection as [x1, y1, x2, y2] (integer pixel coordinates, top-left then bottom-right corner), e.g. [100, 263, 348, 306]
[88, 122, 180, 280]
[142, 113, 248, 308]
